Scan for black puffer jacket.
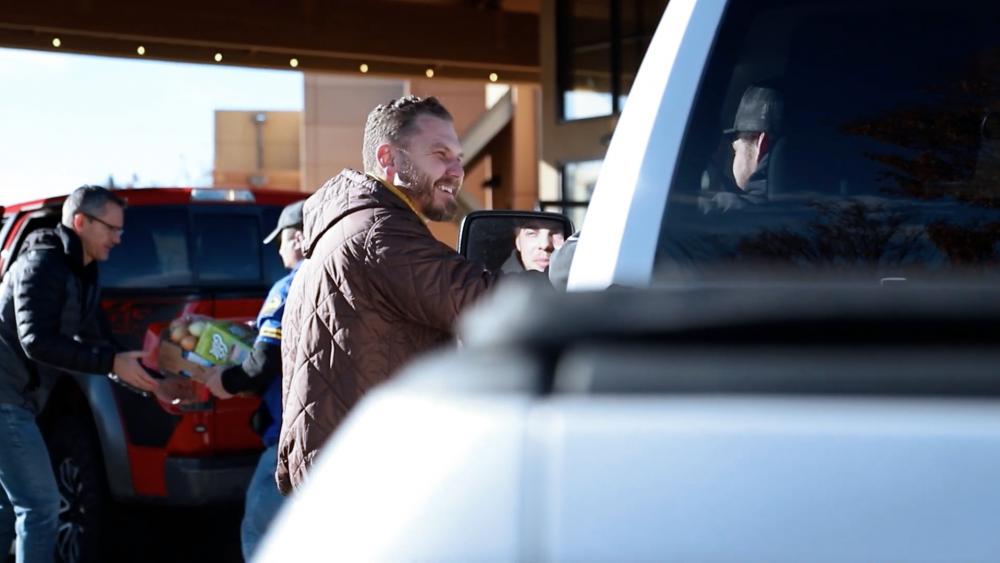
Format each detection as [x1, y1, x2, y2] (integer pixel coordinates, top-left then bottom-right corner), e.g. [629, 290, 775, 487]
[0, 224, 115, 412]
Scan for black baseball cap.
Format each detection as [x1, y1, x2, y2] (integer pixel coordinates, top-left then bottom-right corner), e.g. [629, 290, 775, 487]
[263, 200, 305, 244]
[723, 86, 784, 137]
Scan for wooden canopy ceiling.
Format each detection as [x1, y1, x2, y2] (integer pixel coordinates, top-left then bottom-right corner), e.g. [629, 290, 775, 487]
[0, 0, 541, 82]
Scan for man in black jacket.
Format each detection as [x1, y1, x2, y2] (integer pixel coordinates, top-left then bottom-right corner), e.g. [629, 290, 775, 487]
[0, 185, 157, 562]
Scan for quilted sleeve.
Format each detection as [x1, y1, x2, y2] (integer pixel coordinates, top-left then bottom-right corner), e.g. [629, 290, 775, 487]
[368, 216, 498, 332]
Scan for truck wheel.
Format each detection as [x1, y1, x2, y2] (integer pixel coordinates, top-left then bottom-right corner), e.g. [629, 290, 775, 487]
[47, 415, 108, 563]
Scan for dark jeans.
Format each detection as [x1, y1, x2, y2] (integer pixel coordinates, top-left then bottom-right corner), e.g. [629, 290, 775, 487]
[0, 403, 59, 563]
[241, 444, 285, 561]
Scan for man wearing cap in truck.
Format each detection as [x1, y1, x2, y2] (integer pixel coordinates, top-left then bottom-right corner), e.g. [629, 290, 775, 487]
[702, 85, 785, 212]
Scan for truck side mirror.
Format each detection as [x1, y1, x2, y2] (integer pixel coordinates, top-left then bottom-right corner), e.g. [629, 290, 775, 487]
[458, 210, 574, 274]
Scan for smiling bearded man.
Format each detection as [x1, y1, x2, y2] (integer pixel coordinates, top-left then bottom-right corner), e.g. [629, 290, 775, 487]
[275, 96, 500, 494]
[393, 148, 460, 221]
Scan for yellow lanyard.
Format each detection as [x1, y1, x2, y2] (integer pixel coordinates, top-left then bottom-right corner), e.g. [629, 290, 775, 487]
[368, 174, 427, 223]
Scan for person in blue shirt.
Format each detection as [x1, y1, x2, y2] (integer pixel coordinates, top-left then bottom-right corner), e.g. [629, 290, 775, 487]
[200, 200, 304, 560]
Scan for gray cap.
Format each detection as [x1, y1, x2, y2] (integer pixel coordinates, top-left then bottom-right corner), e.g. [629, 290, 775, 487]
[263, 200, 305, 244]
[724, 86, 784, 136]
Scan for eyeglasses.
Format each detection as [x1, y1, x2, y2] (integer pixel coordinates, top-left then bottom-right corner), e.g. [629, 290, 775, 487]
[83, 213, 124, 236]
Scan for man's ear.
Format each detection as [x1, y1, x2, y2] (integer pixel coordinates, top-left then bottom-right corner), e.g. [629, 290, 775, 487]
[71, 212, 87, 233]
[755, 133, 770, 163]
[376, 143, 394, 178]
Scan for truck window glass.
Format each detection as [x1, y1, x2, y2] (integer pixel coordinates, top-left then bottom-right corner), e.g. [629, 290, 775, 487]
[656, 0, 1000, 279]
[192, 213, 263, 284]
[102, 207, 192, 288]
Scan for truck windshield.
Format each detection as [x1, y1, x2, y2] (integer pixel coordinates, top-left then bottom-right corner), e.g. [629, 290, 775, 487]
[657, 0, 1000, 278]
[101, 205, 287, 289]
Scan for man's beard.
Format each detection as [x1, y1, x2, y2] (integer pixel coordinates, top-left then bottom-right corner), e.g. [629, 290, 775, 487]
[396, 156, 460, 222]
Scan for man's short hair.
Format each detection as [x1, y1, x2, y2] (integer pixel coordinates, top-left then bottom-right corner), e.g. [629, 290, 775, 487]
[362, 95, 453, 176]
[62, 185, 127, 227]
[513, 217, 565, 237]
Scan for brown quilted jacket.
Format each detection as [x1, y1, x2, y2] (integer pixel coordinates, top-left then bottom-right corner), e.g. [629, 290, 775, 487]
[276, 169, 497, 494]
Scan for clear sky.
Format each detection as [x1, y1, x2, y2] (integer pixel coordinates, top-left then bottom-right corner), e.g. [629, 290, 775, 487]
[0, 47, 303, 206]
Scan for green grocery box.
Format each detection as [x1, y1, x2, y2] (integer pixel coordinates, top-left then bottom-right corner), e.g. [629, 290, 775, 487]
[194, 321, 253, 366]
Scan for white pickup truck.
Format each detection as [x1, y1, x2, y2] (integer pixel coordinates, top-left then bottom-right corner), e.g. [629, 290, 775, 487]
[258, 0, 1000, 561]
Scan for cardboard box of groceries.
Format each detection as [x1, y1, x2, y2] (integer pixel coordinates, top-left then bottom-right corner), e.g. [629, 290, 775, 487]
[157, 339, 212, 380]
[158, 316, 255, 378]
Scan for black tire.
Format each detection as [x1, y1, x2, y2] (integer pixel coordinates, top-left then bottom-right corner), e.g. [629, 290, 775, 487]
[46, 415, 109, 563]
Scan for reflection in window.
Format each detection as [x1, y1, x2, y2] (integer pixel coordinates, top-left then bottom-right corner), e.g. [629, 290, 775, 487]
[618, 0, 661, 110]
[562, 159, 603, 227]
[558, 0, 613, 119]
[557, 0, 668, 120]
